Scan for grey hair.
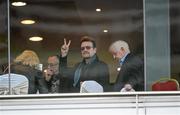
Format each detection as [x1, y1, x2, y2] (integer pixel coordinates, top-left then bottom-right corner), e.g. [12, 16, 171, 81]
[109, 40, 130, 53]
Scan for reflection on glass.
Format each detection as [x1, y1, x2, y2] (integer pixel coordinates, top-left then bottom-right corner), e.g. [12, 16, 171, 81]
[21, 19, 35, 25]
[7, 0, 144, 94]
[0, 1, 8, 75]
[11, 2, 26, 7]
[29, 36, 43, 41]
[96, 8, 101, 12]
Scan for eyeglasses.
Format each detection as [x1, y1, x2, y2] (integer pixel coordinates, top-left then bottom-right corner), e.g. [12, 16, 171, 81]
[81, 46, 93, 51]
[47, 63, 58, 67]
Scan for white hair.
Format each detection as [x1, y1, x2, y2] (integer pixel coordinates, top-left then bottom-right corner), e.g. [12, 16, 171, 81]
[109, 40, 130, 53]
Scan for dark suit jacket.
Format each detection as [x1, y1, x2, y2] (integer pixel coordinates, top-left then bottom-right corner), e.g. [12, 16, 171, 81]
[114, 53, 144, 91]
[46, 73, 72, 93]
[11, 63, 49, 94]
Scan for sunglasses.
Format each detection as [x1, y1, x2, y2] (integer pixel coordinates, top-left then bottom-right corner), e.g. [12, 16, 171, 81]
[81, 46, 93, 51]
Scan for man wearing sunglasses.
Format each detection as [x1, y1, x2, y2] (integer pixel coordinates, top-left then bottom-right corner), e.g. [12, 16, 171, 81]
[60, 36, 110, 92]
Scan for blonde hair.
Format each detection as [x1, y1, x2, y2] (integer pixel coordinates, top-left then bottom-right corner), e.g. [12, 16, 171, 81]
[109, 40, 130, 53]
[14, 50, 40, 67]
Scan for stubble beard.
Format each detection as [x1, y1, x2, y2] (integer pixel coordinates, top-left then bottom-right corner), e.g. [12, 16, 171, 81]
[82, 52, 91, 59]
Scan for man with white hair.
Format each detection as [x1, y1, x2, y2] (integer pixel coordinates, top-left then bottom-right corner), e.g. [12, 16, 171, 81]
[109, 40, 144, 91]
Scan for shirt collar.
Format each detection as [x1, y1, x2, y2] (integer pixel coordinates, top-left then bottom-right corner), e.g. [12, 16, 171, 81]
[119, 53, 129, 65]
[83, 54, 97, 64]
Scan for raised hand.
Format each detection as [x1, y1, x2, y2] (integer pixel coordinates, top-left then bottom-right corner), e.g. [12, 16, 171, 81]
[44, 68, 53, 81]
[61, 38, 71, 57]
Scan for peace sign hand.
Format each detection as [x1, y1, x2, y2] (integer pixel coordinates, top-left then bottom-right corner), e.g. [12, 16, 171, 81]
[61, 38, 71, 57]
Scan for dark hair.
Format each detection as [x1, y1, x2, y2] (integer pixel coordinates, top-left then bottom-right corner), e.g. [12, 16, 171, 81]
[49, 55, 59, 60]
[48, 55, 60, 65]
[80, 36, 96, 48]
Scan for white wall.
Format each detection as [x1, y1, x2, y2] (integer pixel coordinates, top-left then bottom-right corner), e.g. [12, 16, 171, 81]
[1, 92, 180, 115]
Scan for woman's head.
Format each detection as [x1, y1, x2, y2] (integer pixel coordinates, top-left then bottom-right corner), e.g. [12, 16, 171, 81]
[14, 50, 40, 67]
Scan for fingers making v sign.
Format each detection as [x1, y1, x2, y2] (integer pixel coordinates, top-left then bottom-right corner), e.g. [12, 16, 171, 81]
[61, 38, 71, 57]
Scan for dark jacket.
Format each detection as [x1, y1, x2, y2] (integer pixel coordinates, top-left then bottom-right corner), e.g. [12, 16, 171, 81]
[46, 73, 72, 93]
[11, 63, 48, 94]
[114, 53, 144, 91]
[60, 55, 110, 92]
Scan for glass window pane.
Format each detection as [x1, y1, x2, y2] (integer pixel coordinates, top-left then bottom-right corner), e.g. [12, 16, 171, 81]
[0, 0, 9, 94]
[9, 0, 144, 94]
[0, 0, 8, 75]
[144, 0, 171, 90]
[170, 0, 180, 84]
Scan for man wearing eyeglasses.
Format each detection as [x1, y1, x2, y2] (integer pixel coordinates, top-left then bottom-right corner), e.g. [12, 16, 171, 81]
[60, 36, 110, 92]
[44, 55, 71, 93]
